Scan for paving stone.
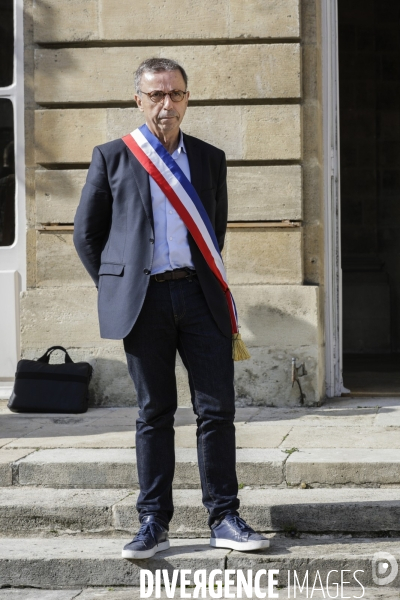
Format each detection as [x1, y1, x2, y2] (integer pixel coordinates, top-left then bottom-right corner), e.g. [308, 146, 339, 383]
[0, 416, 47, 449]
[282, 425, 400, 448]
[375, 406, 400, 427]
[4, 425, 136, 449]
[246, 408, 377, 428]
[236, 424, 293, 448]
[286, 448, 400, 485]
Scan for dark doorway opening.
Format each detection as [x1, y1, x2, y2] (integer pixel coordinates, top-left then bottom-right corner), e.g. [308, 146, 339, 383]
[339, 0, 400, 394]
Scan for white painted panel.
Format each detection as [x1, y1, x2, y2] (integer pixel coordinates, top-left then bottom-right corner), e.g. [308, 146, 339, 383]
[0, 271, 19, 379]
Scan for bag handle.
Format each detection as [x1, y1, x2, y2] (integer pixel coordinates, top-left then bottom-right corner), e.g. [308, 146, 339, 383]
[37, 346, 74, 364]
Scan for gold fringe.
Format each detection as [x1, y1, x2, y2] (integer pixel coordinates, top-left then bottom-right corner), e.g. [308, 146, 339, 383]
[232, 333, 251, 361]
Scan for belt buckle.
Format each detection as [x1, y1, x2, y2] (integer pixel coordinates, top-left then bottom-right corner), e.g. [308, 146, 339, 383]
[184, 268, 195, 282]
[154, 274, 166, 283]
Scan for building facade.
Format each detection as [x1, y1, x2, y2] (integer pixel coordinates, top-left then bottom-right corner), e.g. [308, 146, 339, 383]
[2, 0, 337, 407]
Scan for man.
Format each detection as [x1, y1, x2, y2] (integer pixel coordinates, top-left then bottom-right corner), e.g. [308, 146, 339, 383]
[74, 58, 269, 558]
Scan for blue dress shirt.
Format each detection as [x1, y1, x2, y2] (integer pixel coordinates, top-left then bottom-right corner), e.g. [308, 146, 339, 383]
[150, 132, 195, 275]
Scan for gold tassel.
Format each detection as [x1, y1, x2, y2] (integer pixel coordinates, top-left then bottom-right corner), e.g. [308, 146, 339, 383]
[232, 333, 251, 361]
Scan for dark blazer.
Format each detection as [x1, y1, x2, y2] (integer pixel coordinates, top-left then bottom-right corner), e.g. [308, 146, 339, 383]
[73, 132, 232, 340]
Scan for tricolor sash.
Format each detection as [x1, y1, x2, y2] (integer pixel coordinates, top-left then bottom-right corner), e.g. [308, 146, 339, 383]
[122, 123, 250, 361]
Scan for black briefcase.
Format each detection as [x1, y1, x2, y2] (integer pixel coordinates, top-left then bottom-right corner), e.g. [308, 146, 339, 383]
[8, 346, 93, 414]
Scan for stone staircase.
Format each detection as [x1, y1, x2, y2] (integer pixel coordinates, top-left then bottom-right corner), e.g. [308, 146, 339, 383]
[1, 398, 400, 598]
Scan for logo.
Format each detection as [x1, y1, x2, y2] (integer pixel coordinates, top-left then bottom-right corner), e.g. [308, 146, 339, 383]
[372, 552, 398, 586]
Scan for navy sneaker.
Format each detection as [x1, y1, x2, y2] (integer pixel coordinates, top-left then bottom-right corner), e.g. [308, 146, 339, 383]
[210, 514, 270, 551]
[121, 515, 170, 559]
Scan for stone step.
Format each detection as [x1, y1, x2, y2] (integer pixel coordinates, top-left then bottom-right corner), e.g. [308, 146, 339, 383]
[5, 447, 400, 489]
[0, 589, 398, 599]
[7, 448, 285, 488]
[2, 487, 400, 537]
[1, 537, 399, 589]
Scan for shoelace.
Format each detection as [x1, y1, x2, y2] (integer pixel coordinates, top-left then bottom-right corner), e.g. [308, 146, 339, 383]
[134, 521, 164, 546]
[225, 515, 253, 533]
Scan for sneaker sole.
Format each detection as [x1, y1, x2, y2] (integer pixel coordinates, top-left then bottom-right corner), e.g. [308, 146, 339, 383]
[210, 538, 270, 552]
[121, 540, 170, 559]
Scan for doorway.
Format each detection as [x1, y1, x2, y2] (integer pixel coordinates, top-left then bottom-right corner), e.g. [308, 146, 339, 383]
[338, 0, 400, 394]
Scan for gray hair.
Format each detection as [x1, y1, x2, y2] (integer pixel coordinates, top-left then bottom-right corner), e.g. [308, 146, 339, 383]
[134, 58, 188, 94]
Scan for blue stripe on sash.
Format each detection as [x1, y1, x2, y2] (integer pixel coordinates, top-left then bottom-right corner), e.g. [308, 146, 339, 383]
[139, 124, 221, 254]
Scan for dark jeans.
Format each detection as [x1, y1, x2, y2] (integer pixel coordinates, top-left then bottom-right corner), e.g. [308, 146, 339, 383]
[123, 275, 239, 528]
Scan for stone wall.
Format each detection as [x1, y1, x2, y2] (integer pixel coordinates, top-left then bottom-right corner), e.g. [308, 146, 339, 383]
[22, 0, 324, 406]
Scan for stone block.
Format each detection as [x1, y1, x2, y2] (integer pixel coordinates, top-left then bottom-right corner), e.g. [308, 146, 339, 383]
[35, 106, 301, 164]
[35, 165, 302, 224]
[36, 229, 302, 287]
[33, 0, 99, 43]
[232, 285, 320, 405]
[242, 105, 301, 160]
[36, 232, 91, 286]
[227, 165, 302, 221]
[35, 109, 108, 165]
[33, 0, 300, 42]
[34, 45, 301, 103]
[36, 169, 86, 224]
[225, 229, 303, 284]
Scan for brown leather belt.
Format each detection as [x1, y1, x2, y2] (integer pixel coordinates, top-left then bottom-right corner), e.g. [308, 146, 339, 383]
[150, 269, 197, 282]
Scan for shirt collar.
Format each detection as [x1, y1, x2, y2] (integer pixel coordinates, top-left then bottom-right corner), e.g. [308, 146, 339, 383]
[172, 131, 186, 156]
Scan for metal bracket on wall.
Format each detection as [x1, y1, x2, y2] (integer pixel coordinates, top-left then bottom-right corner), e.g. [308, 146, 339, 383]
[291, 357, 307, 405]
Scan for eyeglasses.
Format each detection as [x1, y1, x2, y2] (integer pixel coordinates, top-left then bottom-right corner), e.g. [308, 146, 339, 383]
[139, 89, 188, 103]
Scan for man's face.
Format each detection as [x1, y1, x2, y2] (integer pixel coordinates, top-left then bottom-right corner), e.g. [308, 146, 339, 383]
[135, 69, 190, 137]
